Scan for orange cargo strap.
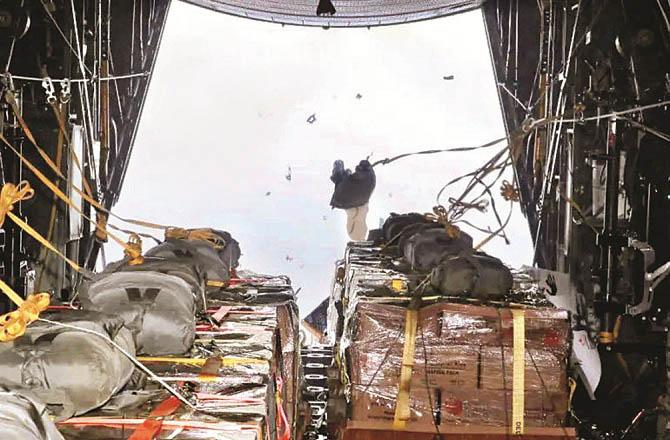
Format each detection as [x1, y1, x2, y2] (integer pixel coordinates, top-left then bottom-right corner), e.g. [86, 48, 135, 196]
[393, 308, 418, 430]
[129, 356, 225, 440]
[127, 396, 182, 440]
[511, 309, 526, 435]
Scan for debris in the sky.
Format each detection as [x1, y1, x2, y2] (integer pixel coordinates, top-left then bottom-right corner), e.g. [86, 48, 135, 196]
[265, 191, 271, 196]
[443, 75, 455, 80]
[322, 215, 327, 221]
[356, 93, 363, 99]
[285, 166, 292, 181]
[316, 0, 336, 16]
[307, 114, 317, 124]
[285, 255, 293, 262]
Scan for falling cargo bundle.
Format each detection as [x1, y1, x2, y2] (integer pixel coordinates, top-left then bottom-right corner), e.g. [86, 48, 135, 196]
[326, 213, 575, 438]
[0, 228, 300, 440]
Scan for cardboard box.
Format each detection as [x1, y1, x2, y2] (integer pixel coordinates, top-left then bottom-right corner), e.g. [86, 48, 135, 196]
[349, 344, 479, 389]
[351, 302, 570, 352]
[350, 385, 567, 429]
[419, 302, 570, 350]
[480, 346, 567, 393]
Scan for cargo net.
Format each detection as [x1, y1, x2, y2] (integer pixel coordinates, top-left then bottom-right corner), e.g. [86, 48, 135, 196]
[332, 240, 574, 437]
[182, 0, 483, 27]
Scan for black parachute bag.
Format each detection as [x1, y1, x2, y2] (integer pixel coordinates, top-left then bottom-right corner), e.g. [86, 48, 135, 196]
[397, 222, 444, 251]
[80, 262, 199, 355]
[0, 387, 65, 440]
[381, 212, 430, 243]
[0, 310, 135, 418]
[430, 252, 513, 298]
[208, 228, 241, 272]
[402, 226, 474, 272]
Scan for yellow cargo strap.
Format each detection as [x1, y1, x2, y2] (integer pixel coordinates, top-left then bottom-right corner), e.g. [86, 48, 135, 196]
[0, 181, 82, 273]
[124, 233, 144, 266]
[206, 280, 228, 288]
[511, 309, 525, 435]
[0, 135, 143, 264]
[0, 278, 50, 342]
[393, 308, 418, 430]
[424, 205, 461, 238]
[6, 91, 171, 232]
[568, 377, 577, 410]
[390, 278, 407, 293]
[165, 228, 226, 248]
[137, 356, 267, 367]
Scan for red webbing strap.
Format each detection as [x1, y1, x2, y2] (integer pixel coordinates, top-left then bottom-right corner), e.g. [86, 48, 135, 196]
[275, 377, 291, 440]
[212, 306, 232, 324]
[127, 396, 182, 440]
[127, 357, 223, 439]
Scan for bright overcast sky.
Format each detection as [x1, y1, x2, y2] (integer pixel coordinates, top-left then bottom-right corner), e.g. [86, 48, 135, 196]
[107, 1, 534, 316]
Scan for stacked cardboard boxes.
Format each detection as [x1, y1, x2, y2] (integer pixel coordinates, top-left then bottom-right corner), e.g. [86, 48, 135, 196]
[339, 245, 570, 432]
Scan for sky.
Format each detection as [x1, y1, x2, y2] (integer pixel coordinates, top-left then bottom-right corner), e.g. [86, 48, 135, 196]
[106, 1, 534, 316]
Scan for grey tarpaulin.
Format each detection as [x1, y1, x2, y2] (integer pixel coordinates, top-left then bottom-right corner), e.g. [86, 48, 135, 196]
[0, 387, 64, 440]
[0, 310, 135, 417]
[81, 270, 197, 355]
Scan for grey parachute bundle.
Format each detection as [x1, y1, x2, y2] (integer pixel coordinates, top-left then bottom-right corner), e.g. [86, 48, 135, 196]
[0, 310, 135, 418]
[430, 252, 513, 298]
[0, 387, 65, 440]
[80, 265, 198, 356]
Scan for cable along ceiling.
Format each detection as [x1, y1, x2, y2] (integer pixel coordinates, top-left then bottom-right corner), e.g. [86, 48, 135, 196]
[182, 0, 483, 27]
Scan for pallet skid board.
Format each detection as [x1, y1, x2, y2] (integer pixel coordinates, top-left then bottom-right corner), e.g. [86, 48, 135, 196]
[343, 422, 576, 440]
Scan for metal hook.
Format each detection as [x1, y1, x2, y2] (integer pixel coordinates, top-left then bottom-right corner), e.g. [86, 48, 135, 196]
[41, 77, 56, 104]
[60, 78, 71, 104]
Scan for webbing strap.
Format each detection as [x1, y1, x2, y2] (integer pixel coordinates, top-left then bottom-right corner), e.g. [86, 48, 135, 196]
[7, 211, 81, 272]
[127, 396, 181, 440]
[6, 91, 172, 231]
[138, 356, 267, 367]
[0, 278, 25, 307]
[0, 279, 50, 342]
[393, 308, 418, 430]
[511, 309, 525, 435]
[0, 136, 141, 261]
[275, 377, 291, 440]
